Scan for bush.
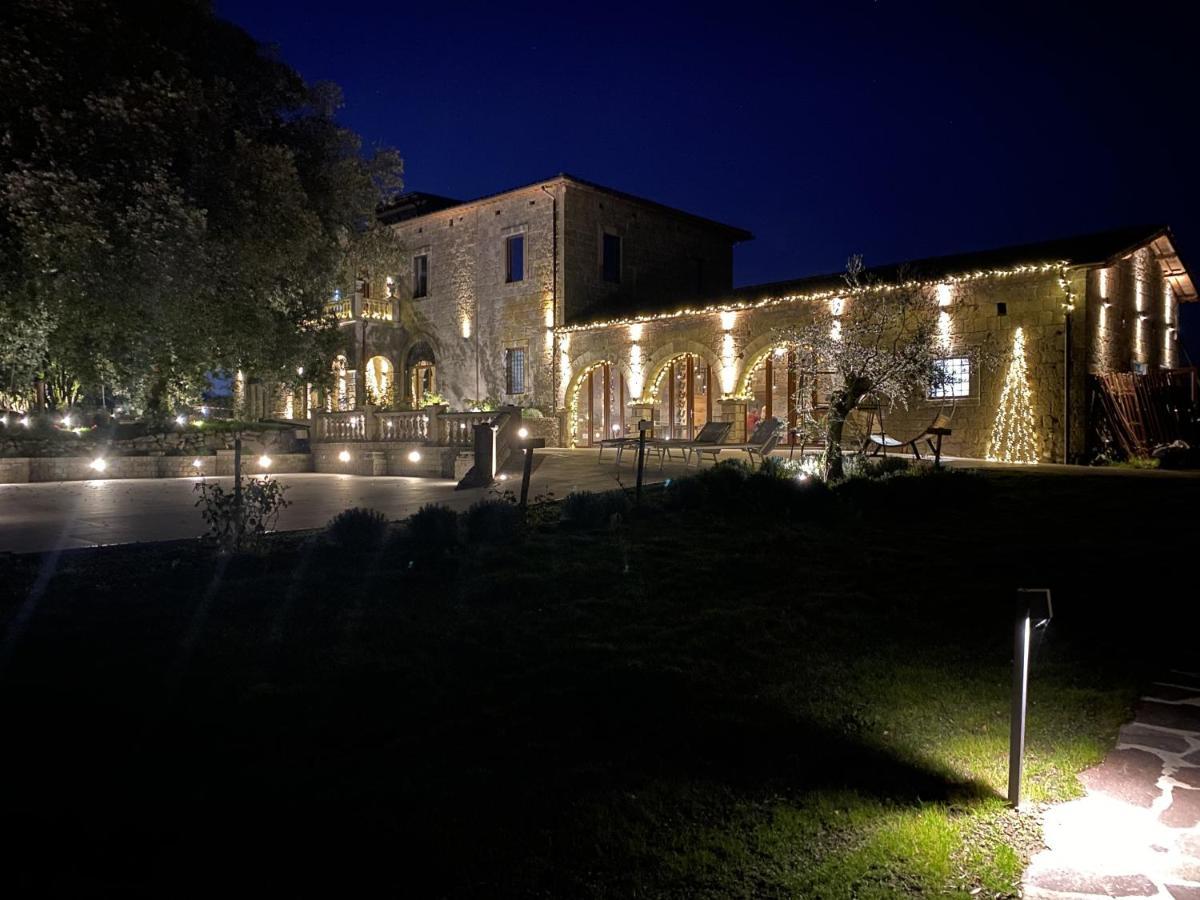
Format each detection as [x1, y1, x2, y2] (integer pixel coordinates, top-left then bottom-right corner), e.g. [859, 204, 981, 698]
[561, 490, 630, 529]
[406, 504, 460, 556]
[464, 498, 522, 544]
[325, 507, 389, 551]
[193, 475, 291, 552]
[833, 463, 988, 511]
[844, 455, 912, 480]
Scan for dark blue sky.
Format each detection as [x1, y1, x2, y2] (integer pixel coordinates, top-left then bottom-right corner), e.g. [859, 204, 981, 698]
[217, 0, 1199, 356]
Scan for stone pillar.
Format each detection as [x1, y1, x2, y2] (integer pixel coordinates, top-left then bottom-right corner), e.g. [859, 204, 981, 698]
[362, 403, 378, 441]
[425, 403, 447, 445]
[717, 398, 748, 443]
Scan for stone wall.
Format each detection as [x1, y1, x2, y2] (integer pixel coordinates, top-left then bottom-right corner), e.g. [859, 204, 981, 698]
[1, 425, 302, 459]
[561, 180, 737, 324]
[1085, 247, 1182, 376]
[559, 261, 1152, 463]
[311, 442, 468, 479]
[0, 452, 311, 484]
[379, 182, 561, 412]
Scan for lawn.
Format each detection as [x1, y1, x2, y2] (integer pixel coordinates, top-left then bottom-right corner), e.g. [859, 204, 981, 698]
[0, 464, 1194, 897]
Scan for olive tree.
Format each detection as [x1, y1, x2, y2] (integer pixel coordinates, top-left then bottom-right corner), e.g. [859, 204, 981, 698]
[775, 257, 949, 481]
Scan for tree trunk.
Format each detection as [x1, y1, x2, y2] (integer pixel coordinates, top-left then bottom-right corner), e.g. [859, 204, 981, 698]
[823, 407, 850, 481]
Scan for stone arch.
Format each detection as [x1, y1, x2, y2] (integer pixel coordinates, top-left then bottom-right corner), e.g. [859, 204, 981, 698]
[363, 354, 395, 406]
[735, 333, 792, 397]
[563, 350, 636, 447]
[400, 334, 440, 407]
[642, 339, 722, 401]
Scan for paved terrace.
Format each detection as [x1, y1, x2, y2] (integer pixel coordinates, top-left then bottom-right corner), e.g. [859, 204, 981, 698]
[1, 449, 1197, 555]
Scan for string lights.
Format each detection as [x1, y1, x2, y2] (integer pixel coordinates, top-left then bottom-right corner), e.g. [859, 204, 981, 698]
[987, 328, 1039, 465]
[556, 260, 1069, 334]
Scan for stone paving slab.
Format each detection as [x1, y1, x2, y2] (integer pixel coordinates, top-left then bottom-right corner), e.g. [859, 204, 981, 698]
[1024, 681, 1200, 899]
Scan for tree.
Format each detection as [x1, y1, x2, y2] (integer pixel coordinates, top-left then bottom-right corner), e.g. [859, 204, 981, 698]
[0, 0, 403, 416]
[774, 257, 948, 481]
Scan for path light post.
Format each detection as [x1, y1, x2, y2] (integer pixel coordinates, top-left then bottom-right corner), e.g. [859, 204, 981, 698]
[635, 419, 652, 504]
[517, 436, 546, 511]
[1009, 588, 1053, 808]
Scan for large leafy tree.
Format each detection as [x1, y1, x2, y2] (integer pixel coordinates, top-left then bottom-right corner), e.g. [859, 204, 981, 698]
[0, 0, 402, 415]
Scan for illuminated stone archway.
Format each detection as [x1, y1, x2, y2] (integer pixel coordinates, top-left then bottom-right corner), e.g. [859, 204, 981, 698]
[564, 353, 634, 447]
[364, 355, 394, 407]
[643, 343, 721, 441]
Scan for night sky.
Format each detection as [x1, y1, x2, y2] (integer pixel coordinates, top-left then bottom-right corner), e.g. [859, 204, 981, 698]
[216, 0, 1199, 358]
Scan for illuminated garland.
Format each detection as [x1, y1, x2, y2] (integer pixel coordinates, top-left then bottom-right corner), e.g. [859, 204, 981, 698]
[566, 359, 615, 447]
[556, 261, 1068, 334]
[987, 327, 1039, 465]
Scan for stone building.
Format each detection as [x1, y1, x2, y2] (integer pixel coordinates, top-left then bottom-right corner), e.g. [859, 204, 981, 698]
[316, 173, 749, 419]
[308, 173, 1196, 466]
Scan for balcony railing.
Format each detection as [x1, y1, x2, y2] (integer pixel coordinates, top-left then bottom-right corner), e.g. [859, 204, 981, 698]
[324, 296, 396, 322]
[312, 406, 518, 450]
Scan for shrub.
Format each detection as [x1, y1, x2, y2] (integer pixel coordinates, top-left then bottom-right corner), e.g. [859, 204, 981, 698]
[325, 507, 390, 551]
[406, 504, 460, 555]
[464, 498, 522, 544]
[193, 475, 291, 552]
[561, 490, 630, 529]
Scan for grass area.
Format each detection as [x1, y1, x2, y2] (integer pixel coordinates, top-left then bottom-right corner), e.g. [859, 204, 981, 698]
[0, 465, 1194, 896]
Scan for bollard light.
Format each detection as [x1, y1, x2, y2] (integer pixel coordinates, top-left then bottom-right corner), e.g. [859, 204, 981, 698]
[1009, 588, 1053, 808]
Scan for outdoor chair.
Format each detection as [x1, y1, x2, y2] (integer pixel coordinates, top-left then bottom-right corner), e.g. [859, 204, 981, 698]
[691, 417, 782, 466]
[597, 430, 639, 462]
[863, 405, 956, 462]
[658, 421, 732, 467]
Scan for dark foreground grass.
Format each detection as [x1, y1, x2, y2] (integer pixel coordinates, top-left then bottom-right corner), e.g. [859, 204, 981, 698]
[0, 468, 1195, 897]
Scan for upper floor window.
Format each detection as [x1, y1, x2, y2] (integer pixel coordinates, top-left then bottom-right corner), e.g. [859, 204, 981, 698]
[505, 235, 524, 283]
[505, 348, 526, 394]
[413, 255, 429, 299]
[602, 233, 621, 283]
[930, 357, 971, 399]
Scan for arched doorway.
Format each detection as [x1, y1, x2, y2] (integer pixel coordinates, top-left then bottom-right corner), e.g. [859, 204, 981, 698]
[571, 361, 629, 446]
[650, 354, 712, 440]
[406, 341, 436, 407]
[364, 355, 394, 407]
[742, 347, 838, 446]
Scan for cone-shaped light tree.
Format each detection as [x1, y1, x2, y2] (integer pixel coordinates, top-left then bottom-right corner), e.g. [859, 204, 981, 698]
[986, 327, 1039, 464]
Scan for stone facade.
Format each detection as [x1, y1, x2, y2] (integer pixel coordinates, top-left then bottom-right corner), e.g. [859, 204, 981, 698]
[560, 236, 1193, 463]
[298, 173, 1193, 466]
[314, 175, 748, 420]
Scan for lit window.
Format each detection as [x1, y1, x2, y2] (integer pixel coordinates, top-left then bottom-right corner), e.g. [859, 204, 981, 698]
[505, 235, 524, 283]
[413, 255, 429, 298]
[602, 233, 621, 283]
[505, 348, 526, 394]
[930, 357, 971, 399]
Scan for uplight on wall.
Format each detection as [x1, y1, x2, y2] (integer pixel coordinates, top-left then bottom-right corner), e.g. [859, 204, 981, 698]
[338, 450, 351, 463]
[936, 283, 953, 307]
[258, 454, 272, 469]
[719, 310, 737, 331]
[89, 457, 107, 473]
[407, 450, 422, 463]
[517, 427, 529, 439]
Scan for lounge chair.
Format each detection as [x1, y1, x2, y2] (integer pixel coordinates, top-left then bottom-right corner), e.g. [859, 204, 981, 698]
[863, 408, 956, 462]
[690, 417, 782, 466]
[658, 421, 732, 467]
